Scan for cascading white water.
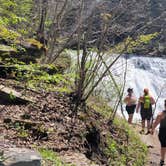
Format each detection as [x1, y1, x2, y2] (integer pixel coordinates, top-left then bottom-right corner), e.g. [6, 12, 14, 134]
[117, 55, 166, 121]
[68, 50, 166, 121]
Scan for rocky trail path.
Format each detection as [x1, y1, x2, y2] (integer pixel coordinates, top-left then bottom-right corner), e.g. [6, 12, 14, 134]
[134, 123, 161, 166]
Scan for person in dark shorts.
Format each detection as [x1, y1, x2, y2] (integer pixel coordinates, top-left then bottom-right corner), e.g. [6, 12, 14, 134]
[124, 88, 137, 124]
[136, 88, 155, 134]
[151, 100, 166, 166]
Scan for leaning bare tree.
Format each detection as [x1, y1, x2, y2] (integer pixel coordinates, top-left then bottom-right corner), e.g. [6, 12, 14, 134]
[31, 0, 165, 63]
[31, 0, 165, 119]
[69, 0, 166, 119]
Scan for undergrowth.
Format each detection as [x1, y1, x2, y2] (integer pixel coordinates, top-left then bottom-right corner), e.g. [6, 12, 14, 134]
[12, 63, 74, 93]
[39, 148, 75, 166]
[88, 96, 147, 166]
[105, 118, 148, 166]
[87, 95, 112, 117]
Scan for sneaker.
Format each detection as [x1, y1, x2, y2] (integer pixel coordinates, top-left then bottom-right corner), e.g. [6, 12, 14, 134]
[160, 160, 164, 166]
[139, 129, 144, 134]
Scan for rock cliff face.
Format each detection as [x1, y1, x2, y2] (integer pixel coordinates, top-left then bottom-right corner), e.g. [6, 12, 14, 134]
[102, 0, 166, 55]
[63, 0, 166, 56]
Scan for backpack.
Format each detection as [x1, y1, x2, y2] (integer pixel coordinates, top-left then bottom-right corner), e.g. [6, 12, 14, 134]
[143, 95, 151, 109]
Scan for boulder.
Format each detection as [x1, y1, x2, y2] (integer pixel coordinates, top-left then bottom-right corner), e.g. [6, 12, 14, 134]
[2, 148, 41, 166]
[0, 85, 34, 104]
[18, 39, 44, 58]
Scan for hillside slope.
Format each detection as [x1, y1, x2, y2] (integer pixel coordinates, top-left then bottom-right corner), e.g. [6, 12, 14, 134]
[0, 78, 147, 166]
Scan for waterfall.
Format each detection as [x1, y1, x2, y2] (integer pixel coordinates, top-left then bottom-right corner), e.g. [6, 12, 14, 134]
[68, 50, 166, 121]
[120, 55, 166, 121]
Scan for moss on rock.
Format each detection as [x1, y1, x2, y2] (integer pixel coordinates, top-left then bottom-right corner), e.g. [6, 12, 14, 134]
[25, 38, 43, 50]
[0, 44, 17, 56]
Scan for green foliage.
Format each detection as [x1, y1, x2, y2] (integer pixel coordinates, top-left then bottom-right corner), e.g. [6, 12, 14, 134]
[105, 139, 119, 159]
[0, 25, 20, 41]
[87, 96, 147, 165]
[0, 0, 32, 26]
[126, 33, 159, 53]
[9, 91, 16, 100]
[39, 148, 75, 166]
[18, 129, 29, 138]
[14, 64, 73, 92]
[139, 33, 158, 44]
[0, 44, 17, 55]
[25, 38, 43, 49]
[0, 0, 34, 36]
[3, 58, 25, 65]
[12, 122, 29, 138]
[35, 74, 69, 84]
[110, 33, 159, 54]
[87, 96, 113, 117]
[104, 118, 147, 166]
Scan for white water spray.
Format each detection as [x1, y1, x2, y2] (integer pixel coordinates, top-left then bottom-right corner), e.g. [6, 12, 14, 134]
[120, 55, 166, 121]
[68, 50, 166, 121]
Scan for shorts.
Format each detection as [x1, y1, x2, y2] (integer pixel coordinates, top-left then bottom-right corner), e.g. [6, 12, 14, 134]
[140, 109, 152, 120]
[126, 105, 136, 114]
[159, 128, 166, 147]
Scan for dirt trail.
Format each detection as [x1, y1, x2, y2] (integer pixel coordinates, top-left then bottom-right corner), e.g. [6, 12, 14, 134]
[134, 123, 161, 166]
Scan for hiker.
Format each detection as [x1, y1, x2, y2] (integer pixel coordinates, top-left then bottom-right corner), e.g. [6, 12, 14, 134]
[136, 88, 155, 134]
[151, 100, 166, 166]
[124, 88, 137, 124]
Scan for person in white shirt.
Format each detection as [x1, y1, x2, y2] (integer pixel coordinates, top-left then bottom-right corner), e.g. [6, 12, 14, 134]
[124, 88, 137, 124]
